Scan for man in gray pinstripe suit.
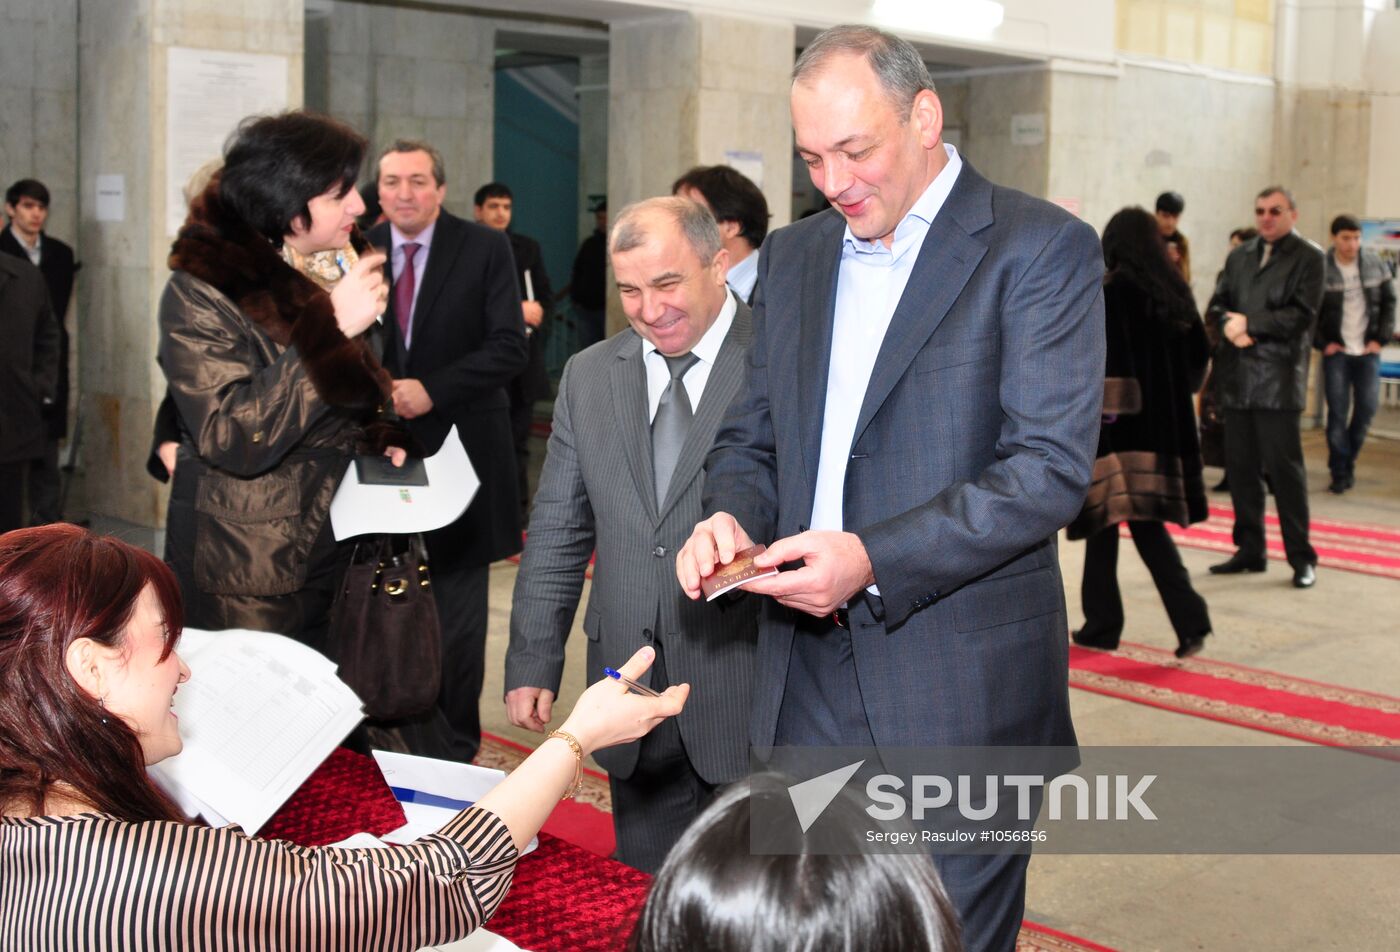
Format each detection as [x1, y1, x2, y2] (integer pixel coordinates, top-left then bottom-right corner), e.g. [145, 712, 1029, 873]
[504, 197, 758, 872]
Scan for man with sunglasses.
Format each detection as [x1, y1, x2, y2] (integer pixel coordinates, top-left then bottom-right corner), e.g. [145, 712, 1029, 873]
[1206, 186, 1325, 589]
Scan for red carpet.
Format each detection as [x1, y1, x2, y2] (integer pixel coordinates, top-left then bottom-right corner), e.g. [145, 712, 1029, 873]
[1070, 640, 1400, 748]
[1157, 504, 1400, 580]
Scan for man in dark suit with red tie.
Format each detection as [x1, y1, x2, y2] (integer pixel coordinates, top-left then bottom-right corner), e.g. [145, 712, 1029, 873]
[370, 140, 528, 762]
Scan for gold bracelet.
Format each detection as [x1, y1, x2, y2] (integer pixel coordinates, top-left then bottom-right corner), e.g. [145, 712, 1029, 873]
[547, 729, 584, 800]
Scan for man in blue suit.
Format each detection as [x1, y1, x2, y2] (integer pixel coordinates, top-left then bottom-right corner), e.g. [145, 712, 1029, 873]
[677, 25, 1104, 952]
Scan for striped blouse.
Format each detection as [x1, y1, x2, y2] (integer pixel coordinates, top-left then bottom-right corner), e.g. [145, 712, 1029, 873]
[0, 806, 517, 951]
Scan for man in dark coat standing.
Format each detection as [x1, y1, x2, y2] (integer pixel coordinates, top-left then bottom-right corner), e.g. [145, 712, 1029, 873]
[0, 252, 60, 532]
[3, 179, 78, 524]
[371, 141, 528, 762]
[473, 182, 553, 523]
[1207, 186, 1325, 589]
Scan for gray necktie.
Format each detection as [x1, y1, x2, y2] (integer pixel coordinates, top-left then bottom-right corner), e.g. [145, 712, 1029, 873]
[652, 352, 700, 507]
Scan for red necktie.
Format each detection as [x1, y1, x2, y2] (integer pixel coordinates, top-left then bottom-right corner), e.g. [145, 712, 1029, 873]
[395, 242, 421, 344]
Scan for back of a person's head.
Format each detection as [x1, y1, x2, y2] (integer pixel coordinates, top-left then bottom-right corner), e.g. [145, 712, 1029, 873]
[0, 524, 185, 821]
[218, 110, 367, 243]
[629, 778, 961, 952]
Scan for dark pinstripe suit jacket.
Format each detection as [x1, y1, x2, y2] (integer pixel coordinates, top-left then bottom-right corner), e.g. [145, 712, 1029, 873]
[704, 161, 1105, 751]
[505, 301, 758, 781]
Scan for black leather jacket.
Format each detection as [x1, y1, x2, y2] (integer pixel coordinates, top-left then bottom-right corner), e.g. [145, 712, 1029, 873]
[1206, 232, 1325, 412]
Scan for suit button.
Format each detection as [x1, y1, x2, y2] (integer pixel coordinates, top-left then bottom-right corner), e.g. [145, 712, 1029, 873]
[643, 628, 654, 641]
[653, 545, 666, 558]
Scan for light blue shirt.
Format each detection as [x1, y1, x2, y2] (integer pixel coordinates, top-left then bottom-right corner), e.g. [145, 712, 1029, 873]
[726, 249, 759, 303]
[390, 219, 437, 348]
[641, 289, 738, 422]
[808, 144, 964, 536]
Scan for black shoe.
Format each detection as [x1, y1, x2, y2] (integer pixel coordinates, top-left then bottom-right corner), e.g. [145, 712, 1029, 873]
[1328, 478, 1347, 494]
[1209, 554, 1267, 575]
[1071, 628, 1119, 650]
[1292, 564, 1316, 588]
[1345, 473, 1356, 490]
[1174, 632, 1209, 659]
[1211, 477, 1230, 492]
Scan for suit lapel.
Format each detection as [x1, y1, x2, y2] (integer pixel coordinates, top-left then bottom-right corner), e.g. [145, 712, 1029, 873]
[850, 166, 991, 447]
[658, 302, 754, 521]
[611, 333, 659, 523]
[797, 215, 845, 493]
[407, 212, 462, 351]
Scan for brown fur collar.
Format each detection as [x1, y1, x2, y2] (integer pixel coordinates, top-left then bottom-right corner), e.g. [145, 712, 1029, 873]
[168, 178, 392, 411]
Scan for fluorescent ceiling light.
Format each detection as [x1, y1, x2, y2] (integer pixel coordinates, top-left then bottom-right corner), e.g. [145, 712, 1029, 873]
[871, 0, 1006, 39]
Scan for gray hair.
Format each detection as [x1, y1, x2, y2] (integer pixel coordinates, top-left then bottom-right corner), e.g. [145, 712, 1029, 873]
[610, 196, 723, 265]
[378, 138, 446, 186]
[793, 25, 934, 116]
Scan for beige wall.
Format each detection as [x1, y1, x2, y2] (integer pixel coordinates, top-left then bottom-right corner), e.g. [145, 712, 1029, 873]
[311, 0, 495, 220]
[77, 0, 305, 528]
[1117, 0, 1275, 75]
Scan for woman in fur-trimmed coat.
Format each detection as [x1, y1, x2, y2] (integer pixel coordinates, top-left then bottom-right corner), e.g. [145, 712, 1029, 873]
[159, 112, 398, 646]
[1068, 207, 1213, 659]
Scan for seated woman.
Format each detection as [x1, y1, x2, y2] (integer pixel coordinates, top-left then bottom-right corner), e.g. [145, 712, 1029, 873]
[0, 523, 687, 951]
[629, 777, 962, 952]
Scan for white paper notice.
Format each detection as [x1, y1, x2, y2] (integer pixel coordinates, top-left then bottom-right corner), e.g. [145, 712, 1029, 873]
[329, 425, 477, 540]
[723, 149, 764, 190]
[95, 175, 125, 222]
[166, 47, 288, 235]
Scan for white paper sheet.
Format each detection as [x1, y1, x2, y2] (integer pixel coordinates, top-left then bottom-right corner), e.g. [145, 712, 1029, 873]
[329, 426, 477, 540]
[373, 750, 537, 855]
[422, 929, 525, 952]
[150, 628, 363, 834]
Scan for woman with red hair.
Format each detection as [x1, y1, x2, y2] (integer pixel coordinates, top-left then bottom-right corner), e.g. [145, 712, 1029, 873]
[0, 524, 686, 950]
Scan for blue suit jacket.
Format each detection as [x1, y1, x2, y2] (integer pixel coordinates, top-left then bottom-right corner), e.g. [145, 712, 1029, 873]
[703, 160, 1105, 750]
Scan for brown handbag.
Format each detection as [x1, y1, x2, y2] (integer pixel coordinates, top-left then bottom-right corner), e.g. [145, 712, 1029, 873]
[328, 534, 442, 720]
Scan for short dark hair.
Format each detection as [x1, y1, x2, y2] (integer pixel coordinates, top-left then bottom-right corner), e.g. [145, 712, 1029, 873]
[629, 777, 961, 952]
[473, 182, 513, 207]
[671, 165, 771, 249]
[5, 179, 50, 209]
[1330, 214, 1361, 236]
[378, 139, 446, 187]
[1155, 191, 1185, 216]
[1256, 185, 1296, 209]
[1230, 227, 1258, 243]
[219, 111, 366, 244]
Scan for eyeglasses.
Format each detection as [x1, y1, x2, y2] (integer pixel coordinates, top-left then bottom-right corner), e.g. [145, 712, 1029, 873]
[1254, 206, 1287, 217]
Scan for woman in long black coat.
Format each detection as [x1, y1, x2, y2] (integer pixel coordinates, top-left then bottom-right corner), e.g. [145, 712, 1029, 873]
[1068, 207, 1213, 658]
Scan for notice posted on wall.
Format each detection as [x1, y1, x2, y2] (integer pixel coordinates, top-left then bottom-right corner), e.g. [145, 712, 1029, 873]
[166, 47, 288, 236]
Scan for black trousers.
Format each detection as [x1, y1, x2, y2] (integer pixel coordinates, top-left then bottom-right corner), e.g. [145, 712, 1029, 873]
[27, 438, 61, 524]
[608, 638, 717, 874]
[508, 396, 533, 524]
[1080, 521, 1212, 649]
[0, 461, 28, 533]
[1224, 408, 1316, 569]
[387, 558, 488, 762]
[773, 615, 1027, 952]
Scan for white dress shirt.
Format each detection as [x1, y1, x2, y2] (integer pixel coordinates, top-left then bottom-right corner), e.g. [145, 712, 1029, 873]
[390, 220, 437, 348]
[642, 289, 738, 421]
[809, 143, 964, 535]
[726, 249, 759, 303]
[7, 226, 42, 266]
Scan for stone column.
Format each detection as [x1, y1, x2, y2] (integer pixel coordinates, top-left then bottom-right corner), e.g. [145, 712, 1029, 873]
[77, 0, 303, 531]
[577, 52, 609, 243]
[314, 0, 496, 221]
[607, 11, 795, 334]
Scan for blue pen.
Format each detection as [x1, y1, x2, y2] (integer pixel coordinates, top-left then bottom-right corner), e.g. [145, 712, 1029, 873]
[604, 667, 662, 697]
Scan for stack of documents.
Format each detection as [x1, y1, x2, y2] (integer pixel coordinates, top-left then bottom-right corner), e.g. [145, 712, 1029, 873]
[150, 628, 363, 834]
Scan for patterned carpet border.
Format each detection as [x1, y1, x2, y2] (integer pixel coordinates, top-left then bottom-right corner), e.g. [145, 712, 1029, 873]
[1070, 641, 1400, 749]
[1156, 504, 1400, 581]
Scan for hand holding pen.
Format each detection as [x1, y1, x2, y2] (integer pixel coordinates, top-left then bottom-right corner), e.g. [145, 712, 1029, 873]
[330, 249, 387, 338]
